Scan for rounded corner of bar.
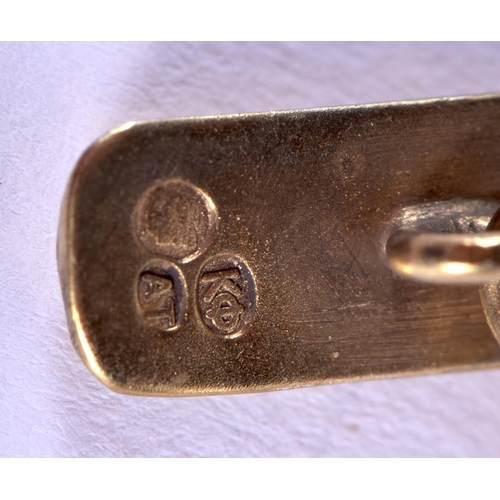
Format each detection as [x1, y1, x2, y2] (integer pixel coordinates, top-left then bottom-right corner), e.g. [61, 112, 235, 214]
[70, 330, 132, 395]
[64, 121, 141, 196]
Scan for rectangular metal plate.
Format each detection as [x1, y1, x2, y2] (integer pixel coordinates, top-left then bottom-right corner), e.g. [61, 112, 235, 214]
[58, 94, 500, 396]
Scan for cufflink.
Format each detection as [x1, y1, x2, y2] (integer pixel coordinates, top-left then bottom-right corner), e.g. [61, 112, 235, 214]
[58, 94, 500, 396]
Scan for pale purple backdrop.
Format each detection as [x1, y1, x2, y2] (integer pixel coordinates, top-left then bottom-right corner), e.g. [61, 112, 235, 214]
[2, 42, 500, 457]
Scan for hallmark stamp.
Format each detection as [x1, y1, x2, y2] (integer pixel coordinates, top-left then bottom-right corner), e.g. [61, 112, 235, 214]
[136, 259, 187, 333]
[134, 179, 218, 262]
[197, 256, 256, 338]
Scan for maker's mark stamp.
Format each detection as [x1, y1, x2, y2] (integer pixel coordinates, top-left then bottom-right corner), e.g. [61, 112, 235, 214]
[136, 259, 187, 333]
[197, 256, 256, 338]
[134, 179, 218, 262]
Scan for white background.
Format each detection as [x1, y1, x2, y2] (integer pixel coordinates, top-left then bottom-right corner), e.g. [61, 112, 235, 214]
[2, 42, 500, 457]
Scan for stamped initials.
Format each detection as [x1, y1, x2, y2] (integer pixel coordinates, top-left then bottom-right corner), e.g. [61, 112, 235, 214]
[136, 260, 187, 333]
[134, 180, 255, 339]
[197, 256, 256, 338]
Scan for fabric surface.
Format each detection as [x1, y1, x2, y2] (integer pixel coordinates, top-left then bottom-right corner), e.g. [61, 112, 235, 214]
[2, 42, 500, 457]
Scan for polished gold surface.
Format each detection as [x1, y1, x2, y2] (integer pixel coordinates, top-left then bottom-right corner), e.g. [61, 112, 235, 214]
[479, 208, 500, 347]
[387, 229, 500, 284]
[58, 95, 500, 396]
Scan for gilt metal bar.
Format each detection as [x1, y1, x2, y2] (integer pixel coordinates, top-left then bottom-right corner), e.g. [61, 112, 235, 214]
[58, 94, 500, 396]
